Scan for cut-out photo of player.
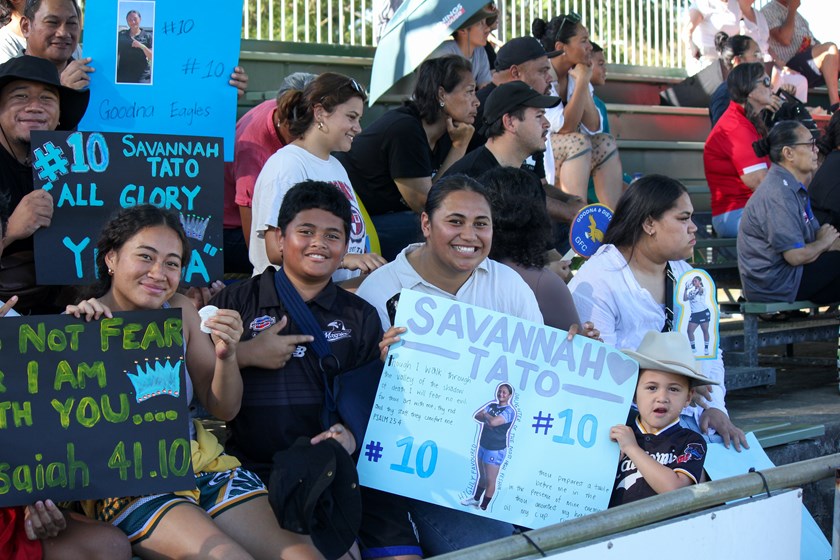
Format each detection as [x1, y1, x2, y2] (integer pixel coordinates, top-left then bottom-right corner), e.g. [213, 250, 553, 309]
[461, 383, 517, 511]
[116, 1, 155, 84]
[683, 275, 711, 355]
[675, 269, 719, 360]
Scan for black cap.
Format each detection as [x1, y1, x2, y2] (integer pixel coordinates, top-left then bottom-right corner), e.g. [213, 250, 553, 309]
[495, 37, 563, 71]
[480, 81, 560, 134]
[0, 55, 90, 130]
[269, 437, 362, 560]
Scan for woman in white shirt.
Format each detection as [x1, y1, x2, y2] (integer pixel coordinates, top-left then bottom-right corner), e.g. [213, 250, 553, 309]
[568, 174, 748, 450]
[249, 73, 386, 281]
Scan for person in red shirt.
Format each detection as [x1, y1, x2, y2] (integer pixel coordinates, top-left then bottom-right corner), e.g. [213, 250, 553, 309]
[703, 62, 774, 237]
[222, 72, 315, 274]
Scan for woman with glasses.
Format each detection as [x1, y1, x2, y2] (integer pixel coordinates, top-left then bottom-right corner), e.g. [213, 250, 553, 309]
[738, 121, 840, 304]
[703, 62, 775, 237]
[569, 174, 747, 451]
[808, 111, 840, 229]
[250, 72, 386, 283]
[532, 13, 623, 210]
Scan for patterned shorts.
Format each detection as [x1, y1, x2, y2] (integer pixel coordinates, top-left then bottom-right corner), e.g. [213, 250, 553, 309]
[551, 131, 618, 171]
[96, 467, 267, 543]
[477, 446, 507, 465]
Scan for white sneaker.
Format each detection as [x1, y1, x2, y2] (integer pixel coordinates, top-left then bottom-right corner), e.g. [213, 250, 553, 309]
[460, 497, 479, 506]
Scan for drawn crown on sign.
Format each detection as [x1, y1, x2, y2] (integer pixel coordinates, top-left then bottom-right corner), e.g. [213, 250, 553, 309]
[180, 213, 210, 241]
[126, 358, 182, 402]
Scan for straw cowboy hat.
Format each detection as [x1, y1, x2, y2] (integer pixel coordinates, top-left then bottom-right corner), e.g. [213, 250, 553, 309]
[622, 331, 719, 387]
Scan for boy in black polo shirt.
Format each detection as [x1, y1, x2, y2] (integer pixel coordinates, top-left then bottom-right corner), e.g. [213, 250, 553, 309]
[609, 331, 719, 507]
[210, 180, 422, 559]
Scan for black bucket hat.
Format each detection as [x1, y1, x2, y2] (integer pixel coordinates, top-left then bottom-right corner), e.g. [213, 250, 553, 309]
[0, 55, 90, 130]
[268, 437, 362, 560]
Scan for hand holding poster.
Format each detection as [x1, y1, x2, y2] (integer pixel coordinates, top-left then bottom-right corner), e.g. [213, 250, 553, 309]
[357, 290, 639, 528]
[78, 0, 243, 160]
[0, 310, 193, 507]
[30, 130, 223, 286]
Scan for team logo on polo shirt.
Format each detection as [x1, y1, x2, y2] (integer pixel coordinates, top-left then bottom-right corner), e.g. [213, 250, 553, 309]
[324, 320, 352, 342]
[249, 315, 276, 332]
[677, 443, 704, 464]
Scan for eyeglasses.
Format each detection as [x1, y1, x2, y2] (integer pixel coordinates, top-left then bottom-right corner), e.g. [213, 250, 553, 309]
[555, 11, 581, 42]
[789, 138, 818, 151]
[756, 76, 771, 88]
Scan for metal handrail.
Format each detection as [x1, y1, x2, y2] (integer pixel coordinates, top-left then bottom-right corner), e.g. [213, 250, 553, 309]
[432, 453, 840, 559]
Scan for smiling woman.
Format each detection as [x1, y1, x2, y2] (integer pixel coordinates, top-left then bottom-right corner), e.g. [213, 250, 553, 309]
[248, 72, 385, 283]
[568, 174, 747, 451]
[355, 174, 542, 555]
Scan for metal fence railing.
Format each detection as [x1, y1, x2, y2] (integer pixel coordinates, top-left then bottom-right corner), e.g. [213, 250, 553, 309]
[241, 0, 774, 69]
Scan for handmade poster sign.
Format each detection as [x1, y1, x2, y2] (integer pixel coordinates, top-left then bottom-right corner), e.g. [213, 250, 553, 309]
[30, 130, 223, 286]
[570, 204, 613, 258]
[0, 310, 193, 507]
[674, 269, 719, 360]
[357, 290, 638, 528]
[78, 0, 242, 160]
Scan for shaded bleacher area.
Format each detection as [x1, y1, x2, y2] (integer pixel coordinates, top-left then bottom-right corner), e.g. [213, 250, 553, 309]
[233, 40, 840, 538]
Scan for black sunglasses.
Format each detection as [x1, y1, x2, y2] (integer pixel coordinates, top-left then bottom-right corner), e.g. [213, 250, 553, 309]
[347, 77, 368, 98]
[756, 76, 771, 88]
[555, 11, 582, 42]
[789, 138, 817, 150]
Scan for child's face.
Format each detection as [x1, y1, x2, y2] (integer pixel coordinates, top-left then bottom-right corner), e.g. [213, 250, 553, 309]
[591, 51, 607, 86]
[634, 369, 693, 432]
[276, 208, 348, 285]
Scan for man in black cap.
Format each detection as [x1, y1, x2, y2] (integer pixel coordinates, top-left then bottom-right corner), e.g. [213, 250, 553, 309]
[468, 36, 561, 152]
[446, 81, 558, 179]
[0, 54, 89, 313]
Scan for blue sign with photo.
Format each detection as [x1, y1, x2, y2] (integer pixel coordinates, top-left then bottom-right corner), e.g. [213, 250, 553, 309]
[78, 0, 242, 160]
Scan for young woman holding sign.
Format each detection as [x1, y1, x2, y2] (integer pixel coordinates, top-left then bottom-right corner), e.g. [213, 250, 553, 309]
[0, 193, 130, 560]
[65, 205, 326, 560]
[357, 175, 598, 555]
[568, 174, 747, 451]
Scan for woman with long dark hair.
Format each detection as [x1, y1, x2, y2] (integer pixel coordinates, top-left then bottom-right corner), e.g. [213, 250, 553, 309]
[66, 205, 328, 559]
[338, 56, 479, 261]
[703, 62, 775, 237]
[531, 14, 623, 208]
[569, 175, 747, 450]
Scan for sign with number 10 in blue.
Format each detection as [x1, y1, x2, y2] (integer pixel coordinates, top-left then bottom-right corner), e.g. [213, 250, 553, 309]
[357, 290, 640, 529]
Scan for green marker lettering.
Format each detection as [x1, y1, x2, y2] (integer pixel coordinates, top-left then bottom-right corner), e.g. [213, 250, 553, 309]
[0, 370, 5, 393]
[51, 397, 74, 428]
[163, 318, 183, 348]
[75, 396, 101, 428]
[53, 361, 77, 390]
[47, 328, 67, 351]
[26, 362, 37, 394]
[122, 322, 142, 350]
[141, 321, 164, 349]
[19, 323, 45, 353]
[12, 464, 32, 493]
[65, 324, 84, 351]
[11, 401, 31, 427]
[101, 393, 130, 423]
[67, 443, 89, 489]
[0, 463, 9, 494]
[77, 361, 106, 389]
[46, 461, 66, 488]
[100, 317, 123, 351]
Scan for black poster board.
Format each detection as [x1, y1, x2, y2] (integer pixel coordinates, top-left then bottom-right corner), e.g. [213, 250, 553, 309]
[30, 131, 223, 286]
[0, 309, 194, 507]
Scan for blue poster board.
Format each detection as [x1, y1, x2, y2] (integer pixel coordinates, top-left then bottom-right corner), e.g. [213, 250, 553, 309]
[357, 290, 639, 528]
[78, 0, 242, 160]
